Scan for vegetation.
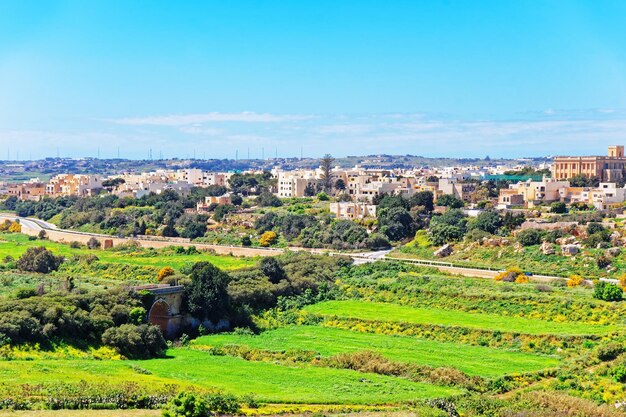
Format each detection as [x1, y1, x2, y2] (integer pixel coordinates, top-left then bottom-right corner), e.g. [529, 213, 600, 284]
[194, 325, 559, 377]
[304, 300, 615, 336]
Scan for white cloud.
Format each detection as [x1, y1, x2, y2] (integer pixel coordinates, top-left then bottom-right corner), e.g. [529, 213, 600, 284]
[112, 111, 315, 126]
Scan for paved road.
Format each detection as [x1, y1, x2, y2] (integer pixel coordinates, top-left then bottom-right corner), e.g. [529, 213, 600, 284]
[1, 213, 584, 283]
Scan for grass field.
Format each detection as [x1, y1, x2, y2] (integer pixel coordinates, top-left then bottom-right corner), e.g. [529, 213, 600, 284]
[193, 325, 559, 377]
[0, 349, 459, 405]
[0, 233, 256, 271]
[304, 300, 617, 336]
[136, 350, 460, 404]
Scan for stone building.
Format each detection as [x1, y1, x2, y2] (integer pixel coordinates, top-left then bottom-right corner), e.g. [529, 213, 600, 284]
[552, 146, 626, 182]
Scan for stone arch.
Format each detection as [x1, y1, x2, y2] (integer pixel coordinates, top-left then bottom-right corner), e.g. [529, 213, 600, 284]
[148, 299, 171, 334]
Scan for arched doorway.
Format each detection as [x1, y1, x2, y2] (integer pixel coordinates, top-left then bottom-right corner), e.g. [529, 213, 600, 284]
[148, 299, 171, 334]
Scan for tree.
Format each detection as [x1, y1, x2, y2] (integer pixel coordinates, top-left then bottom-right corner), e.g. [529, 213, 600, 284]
[177, 214, 208, 239]
[337, 193, 353, 202]
[230, 194, 243, 206]
[469, 210, 502, 234]
[137, 220, 147, 235]
[569, 174, 600, 187]
[304, 183, 316, 197]
[502, 212, 525, 231]
[259, 257, 286, 284]
[437, 194, 464, 208]
[378, 206, 416, 241]
[185, 262, 231, 320]
[334, 178, 346, 192]
[162, 217, 178, 237]
[428, 209, 468, 245]
[377, 194, 409, 210]
[17, 247, 63, 273]
[257, 192, 282, 207]
[429, 223, 465, 245]
[102, 178, 125, 189]
[550, 201, 567, 214]
[213, 204, 235, 222]
[409, 191, 434, 212]
[320, 154, 335, 192]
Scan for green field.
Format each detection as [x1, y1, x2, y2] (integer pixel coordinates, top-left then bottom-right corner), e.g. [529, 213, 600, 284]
[0, 349, 459, 405]
[193, 325, 559, 377]
[304, 300, 617, 336]
[0, 233, 255, 271]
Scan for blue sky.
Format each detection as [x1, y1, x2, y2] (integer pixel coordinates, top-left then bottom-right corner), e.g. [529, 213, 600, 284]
[2, 1, 626, 160]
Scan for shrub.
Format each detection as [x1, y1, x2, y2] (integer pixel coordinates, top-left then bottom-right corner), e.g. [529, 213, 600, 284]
[15, 288, 37, 299]
[157, 266, 175, 282]
[494, 267, 523, 283]
[101, 324, 166, 359]
[597, 343, 624, 361]
[259, 257, 286, 284]
[162, 391, 210, 417]
[69, 241, 82, 249]
[517, 229, 542, 246]
[0, 219, 11, 231]
[514, 274, 529, 284]
[550, 201, 567, 213]
[37, 230, 47, 239]
[17, 247, 64, 273]
[619, 274, 626, 289]
[259, 231, 278, 247]
[593, 281, 623, 302]
[613, 366, 626, 382]
[596, 255, 611, 269]
[8, 221, 21, 233]
[567, 274, 584, 287]
[241, 235, 252, 246]
[535, 284, 553, 293]
[257, 192, 282, 207]
[87, 237, 101, 249]
[205, 393, 241, 415]
[316, 192, 330, 201]
[129, 307, 147, 324]
[587, 222, 606, 235]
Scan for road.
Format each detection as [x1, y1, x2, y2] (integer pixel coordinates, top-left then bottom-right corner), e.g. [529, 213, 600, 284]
[0, 213, 578, 283]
